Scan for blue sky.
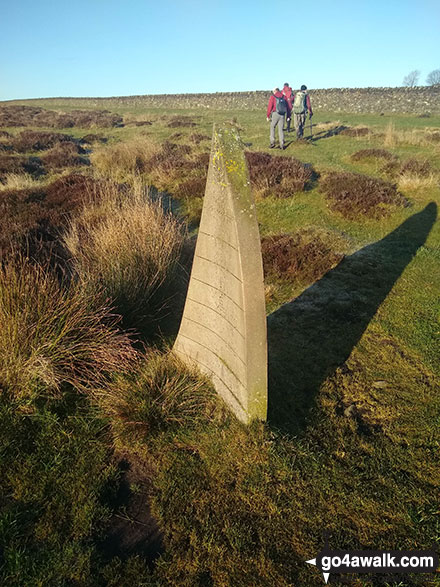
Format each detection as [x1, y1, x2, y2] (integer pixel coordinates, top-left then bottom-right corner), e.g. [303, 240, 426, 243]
[1, 0, 439, 100]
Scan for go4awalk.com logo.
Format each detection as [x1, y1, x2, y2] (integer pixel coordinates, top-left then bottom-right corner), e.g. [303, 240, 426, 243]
[306, 539, 438, 583]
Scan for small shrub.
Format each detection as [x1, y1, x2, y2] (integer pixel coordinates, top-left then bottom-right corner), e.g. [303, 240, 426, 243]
[12, 130, 74, 152]
[245, 151, 313, 198]
[261, 229, 344, 283]
[41, 142, 87, 170]
[167, 116, 196, 128]
[399, 158, 432, 177]
[189, 133, 210, 144]
[0, 105, 122, 129]
[340, 127, 371, 137]
[0, 258, 137, 400]
[96, 350, 217, 443]
[351, 148, 396, 162]
[320, 171, 409, 218]
[177, 176, 206, 199]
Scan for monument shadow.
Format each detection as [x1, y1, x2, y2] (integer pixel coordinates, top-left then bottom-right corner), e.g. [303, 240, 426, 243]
[267, 203, 437, 436]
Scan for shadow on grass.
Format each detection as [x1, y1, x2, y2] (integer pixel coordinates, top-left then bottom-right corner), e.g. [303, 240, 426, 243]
[267, 202, 438, 436]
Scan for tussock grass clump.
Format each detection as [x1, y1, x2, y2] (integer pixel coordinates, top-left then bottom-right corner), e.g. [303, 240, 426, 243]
[245, 151, 313, 198]
[261, 229, 344, 283]
[0, 172, 41, 192]
[0, 258, 137, 400]
[351, 148, 396, 162]
[96, 350, 217, 443]
[91, 136, 161, 183]
[321, 171, 409, 218]
[64, 183, 185, 329]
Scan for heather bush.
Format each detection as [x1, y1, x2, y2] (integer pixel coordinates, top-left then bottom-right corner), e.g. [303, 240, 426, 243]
[12, 130, 74, 152]
[320, 171, 409, 218]
[351, 148, 396, 162]
[261, 229, 344, 283]
[41, 142, 88, 170]
[245, 151, 313, 198]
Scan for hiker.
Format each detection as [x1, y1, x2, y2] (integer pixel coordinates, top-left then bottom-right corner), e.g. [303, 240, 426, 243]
[282, 83, 293, 132]
[292, 85, 313, 139]
[266, 87, 288, 149]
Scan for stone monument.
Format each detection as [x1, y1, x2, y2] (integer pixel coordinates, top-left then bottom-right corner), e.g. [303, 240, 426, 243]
[173, 124, 267, 423]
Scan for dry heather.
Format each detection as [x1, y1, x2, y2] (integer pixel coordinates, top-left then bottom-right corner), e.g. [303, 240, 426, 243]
[12, 130, 75, 152]
[64, 182, 185, 329]
[167, 116, 197, 128]
[40, 142, 88, 170]
[245, 151, 313, 198]
[0, 174, 106, 260]
[340, 126, 371, 137]
[320, 171, 409, 218]
[0, 258, 137, 401]
[0, 154, 45, 182]
[261, 229, 344, 283]
[351, 148, 396, 162]
[0, 105, 123, 128]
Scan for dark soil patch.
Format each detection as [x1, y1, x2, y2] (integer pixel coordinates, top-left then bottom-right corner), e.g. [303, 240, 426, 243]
[245, 151, 314, 197]
[98, 452, 163, 564]
[340, 127, 371, 137]
[320, 172, 410, 219]
[0, 105, 123, 128]
[261, 229, 344, 283]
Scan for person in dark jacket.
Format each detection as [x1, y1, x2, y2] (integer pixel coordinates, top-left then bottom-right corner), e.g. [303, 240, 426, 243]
[292, 84, 313, 139]
[266, 87, 287, 149]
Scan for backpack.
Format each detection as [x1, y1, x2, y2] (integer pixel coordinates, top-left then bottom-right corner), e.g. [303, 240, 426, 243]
[275, 96, 287, 115]
[293, 91, 307, 114]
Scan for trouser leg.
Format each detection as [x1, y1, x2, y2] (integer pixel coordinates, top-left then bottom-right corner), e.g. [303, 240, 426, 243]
[275, 113, 284, 147]
[270, 114, 277, 146]
[295, 112, 306, 138]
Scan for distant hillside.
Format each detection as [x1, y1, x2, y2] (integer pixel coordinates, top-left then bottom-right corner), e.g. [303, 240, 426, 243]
[3, 86, 440, 114]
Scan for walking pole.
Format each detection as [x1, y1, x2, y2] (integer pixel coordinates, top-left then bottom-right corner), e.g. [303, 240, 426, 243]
[309, 115, 313, 140]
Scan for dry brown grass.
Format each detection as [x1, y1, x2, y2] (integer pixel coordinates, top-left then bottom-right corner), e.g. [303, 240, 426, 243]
[64, 181, 185, 328]
[0, 257, 137, 400]
[90, 136, 161, 183]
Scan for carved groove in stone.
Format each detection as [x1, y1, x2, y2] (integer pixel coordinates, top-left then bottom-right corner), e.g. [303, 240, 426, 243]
[173, 125, 267, 423]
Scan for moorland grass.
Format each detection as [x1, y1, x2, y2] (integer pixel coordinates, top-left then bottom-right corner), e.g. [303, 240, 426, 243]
[1, 99, 439, 586]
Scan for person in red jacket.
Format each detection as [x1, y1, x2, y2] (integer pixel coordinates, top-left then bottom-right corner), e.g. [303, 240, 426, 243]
[282, 83, 293, 132]
[292, 85, 313, 139]
[266, 87, 287, 149]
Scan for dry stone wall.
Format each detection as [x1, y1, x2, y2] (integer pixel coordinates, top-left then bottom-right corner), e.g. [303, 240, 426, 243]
[48, 86, 440, 114]
[173, 124, 267, 424]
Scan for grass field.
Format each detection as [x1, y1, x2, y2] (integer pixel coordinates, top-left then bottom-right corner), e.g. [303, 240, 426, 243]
[0, 97, 439, 586]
